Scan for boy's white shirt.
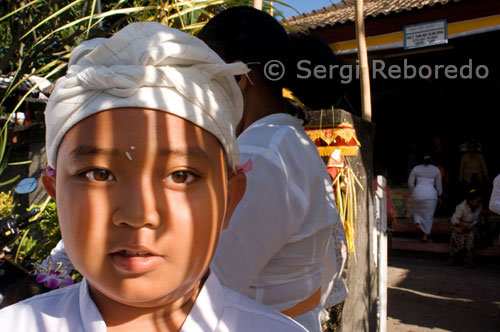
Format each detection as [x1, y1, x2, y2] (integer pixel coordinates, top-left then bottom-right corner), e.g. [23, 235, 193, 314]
[451, 200, 482, 226]
[0, 272, 307, 332]
[42, 113, 348, 331]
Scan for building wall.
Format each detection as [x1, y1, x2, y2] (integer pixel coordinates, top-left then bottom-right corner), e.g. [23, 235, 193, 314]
[313, 0, 500, 45]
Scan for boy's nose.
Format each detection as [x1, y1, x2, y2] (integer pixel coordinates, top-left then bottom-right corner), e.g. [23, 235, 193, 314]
[112, 180, 162, 229]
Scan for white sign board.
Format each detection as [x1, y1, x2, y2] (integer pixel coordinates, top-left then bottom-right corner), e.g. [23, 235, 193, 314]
[404, 19, 447, 50]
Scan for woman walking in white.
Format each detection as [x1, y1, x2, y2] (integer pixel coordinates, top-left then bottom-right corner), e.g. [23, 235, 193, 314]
[408, 155, 443, 242]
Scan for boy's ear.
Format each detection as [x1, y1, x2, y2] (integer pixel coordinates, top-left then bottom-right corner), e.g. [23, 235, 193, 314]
[223, 172, 247, 229]
[237, 73, 248, 92]
[233, 60, 248, 92]
[41, 173, 57, 200]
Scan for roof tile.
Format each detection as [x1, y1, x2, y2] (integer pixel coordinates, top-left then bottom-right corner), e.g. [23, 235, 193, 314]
[283, 0, 456, 30]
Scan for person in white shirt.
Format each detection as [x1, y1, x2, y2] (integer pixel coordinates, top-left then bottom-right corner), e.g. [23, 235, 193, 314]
[449, 189, 483, 268]
[198, 7, 347, 331]
[489, 174, 500, 214]
[0, 22, 307, 332]
[408, 155, 443, 242]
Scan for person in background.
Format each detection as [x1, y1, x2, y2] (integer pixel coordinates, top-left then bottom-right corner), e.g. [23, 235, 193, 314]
[489, 174, 500, 214]
[374, 163, 398, 230]
[198, 7, 347, 332]
[408, 155, 443, 242]
[449, 189, 486, 268]
[475, 174, 500, 249]
[431, 136, 448, 183]
[459, 141, 488, 194]
[431, 136, 450, 216]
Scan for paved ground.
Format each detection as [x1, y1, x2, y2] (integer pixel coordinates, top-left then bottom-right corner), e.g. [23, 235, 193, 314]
[387, 250, 500, 332]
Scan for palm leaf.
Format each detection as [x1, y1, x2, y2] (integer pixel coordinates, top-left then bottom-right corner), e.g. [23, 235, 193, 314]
[21, 0, 85, 40]
[30, 6, 161, 50]
[0, 0, 44, 22]
[0, 174, 21, 187]
[7, 161, 33, 166]
[87, 0, 98, 38]
[6, 62, 67, 121]
[0, 126, 9, 171]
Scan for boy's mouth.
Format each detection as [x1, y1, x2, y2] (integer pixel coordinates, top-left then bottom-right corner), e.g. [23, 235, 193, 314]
[109, 247, 164, 274]
[118, 250, 154, 257]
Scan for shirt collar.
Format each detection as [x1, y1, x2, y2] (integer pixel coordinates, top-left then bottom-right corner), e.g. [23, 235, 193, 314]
[180, 271, 225, 332]
[77, 272, 224, 332]
[79, 279, 107, 332]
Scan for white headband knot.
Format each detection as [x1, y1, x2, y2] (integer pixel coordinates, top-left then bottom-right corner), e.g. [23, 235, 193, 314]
[45, 22, 249, 169]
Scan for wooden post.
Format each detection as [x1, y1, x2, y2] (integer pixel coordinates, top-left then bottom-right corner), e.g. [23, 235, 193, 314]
[253, 0, 262, 10]
[355, 0, 372, 122]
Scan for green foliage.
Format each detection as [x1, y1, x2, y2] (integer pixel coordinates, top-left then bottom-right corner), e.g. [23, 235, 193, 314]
[6, 198, 82, 282]
[13, 198, 82, 281]
[0, 190, 14, 218]
[16, 200, 60, 264]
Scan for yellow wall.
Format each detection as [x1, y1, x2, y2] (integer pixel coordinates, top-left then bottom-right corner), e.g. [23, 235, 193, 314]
[330, 15, 500, 52]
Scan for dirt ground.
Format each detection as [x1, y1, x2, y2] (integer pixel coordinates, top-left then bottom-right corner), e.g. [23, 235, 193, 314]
[387, 250, 500, 332]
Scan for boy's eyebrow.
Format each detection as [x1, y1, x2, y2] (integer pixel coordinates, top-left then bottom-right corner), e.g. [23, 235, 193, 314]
[70, 144, 118, 161]
[159, 147, 210, 161]
[69, 144, 211, 161]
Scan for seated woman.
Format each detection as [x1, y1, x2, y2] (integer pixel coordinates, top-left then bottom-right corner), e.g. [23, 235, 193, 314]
[449, 189, 484, 268]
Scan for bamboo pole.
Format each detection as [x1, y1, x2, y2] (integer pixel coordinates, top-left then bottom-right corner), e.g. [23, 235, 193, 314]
[253, 0, 262, 10]
[354, 0, 372, 122]
[97, 0, 103, 28]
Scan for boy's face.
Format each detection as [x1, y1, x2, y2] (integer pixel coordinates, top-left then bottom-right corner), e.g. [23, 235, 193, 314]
[43, 108, 245, 309]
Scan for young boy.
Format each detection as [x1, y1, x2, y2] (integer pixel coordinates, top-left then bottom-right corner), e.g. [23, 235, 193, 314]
[0, 22, 307, 332]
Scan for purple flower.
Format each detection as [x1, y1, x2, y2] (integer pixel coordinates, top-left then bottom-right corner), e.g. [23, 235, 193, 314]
[35, 269, 74, 289]
[34, 256, 74, 289]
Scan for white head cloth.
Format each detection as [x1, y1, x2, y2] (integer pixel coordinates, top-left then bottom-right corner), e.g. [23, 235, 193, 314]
[45, 22, 249, 169]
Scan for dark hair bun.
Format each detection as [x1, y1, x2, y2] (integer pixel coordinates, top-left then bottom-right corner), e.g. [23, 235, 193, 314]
[198, 6, 344, 110]
[284, 33, 343, 110]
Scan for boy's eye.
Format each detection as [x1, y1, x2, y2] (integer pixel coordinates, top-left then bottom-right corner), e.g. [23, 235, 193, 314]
[166, 171, 197, 185]
[172, 171, 188, 183]
[84, 169, 115, 182]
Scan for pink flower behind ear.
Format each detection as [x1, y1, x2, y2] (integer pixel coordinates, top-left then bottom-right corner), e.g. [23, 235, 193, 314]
[41, 166, 56, 177]
[235, 159, 253, 174]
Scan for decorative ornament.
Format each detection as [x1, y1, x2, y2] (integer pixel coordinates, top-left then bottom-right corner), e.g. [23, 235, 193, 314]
[305, 122, 360, 157]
